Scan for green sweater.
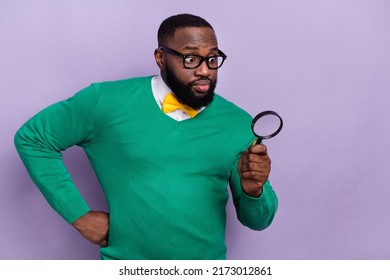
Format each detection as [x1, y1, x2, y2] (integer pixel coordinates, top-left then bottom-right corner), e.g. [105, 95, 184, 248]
[14, 76, 278, 260]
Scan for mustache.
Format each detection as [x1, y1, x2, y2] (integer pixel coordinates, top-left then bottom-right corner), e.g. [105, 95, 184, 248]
[190, 78, 212, 85]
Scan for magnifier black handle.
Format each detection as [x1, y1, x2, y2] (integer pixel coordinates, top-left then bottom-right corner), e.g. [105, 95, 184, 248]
[256, 138, 262, 145]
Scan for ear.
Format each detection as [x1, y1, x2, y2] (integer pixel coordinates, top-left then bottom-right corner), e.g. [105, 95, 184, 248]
[154, 48, 165, 70]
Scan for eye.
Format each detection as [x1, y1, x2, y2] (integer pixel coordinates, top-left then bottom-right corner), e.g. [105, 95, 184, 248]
[208, 56, 217, 65]
[184, 56, 198, 65]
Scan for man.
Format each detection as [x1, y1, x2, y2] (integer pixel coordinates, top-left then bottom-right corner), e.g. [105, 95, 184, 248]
[14, 13, 278, 260]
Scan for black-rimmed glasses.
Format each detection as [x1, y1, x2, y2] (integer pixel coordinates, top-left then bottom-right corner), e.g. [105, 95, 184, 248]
[159, 45, 227, 69]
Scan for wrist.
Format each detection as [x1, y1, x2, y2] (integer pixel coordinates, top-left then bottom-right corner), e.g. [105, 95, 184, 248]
[243, 186, 263, 198]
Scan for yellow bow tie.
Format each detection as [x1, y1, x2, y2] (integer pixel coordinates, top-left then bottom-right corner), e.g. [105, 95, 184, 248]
[162, 93, 198, 118]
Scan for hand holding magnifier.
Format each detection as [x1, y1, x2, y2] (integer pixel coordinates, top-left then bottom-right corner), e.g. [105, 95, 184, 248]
[251, 111, 283, 144]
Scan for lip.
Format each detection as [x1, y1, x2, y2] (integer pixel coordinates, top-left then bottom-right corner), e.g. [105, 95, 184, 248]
[192, 80, 211, 93]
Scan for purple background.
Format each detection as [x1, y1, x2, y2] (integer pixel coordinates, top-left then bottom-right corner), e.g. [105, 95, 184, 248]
[1, 1, 389, 260]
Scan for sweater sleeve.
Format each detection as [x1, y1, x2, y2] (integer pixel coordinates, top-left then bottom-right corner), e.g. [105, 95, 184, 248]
[14, 84, 101, 224]
[229, 152, 278, 231]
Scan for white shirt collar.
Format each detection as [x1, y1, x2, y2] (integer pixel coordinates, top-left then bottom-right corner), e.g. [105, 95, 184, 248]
[152, 75, 172, 109]
[151, 75, 205, 121]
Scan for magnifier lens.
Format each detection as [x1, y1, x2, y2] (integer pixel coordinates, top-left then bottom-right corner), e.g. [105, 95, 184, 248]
[251, 111, 283, 142]
[253, 114, 282, 138]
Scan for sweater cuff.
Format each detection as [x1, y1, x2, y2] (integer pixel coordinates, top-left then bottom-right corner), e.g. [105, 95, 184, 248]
[241, 189, 264, 206]
[241, 181, 272, 205]
[55, 195, 91, 224]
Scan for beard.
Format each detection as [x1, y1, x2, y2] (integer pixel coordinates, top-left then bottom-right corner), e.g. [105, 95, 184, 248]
[164, 65, 217, 110]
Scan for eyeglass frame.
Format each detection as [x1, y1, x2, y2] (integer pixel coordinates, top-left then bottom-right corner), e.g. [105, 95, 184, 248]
[158, 45, 227, 69]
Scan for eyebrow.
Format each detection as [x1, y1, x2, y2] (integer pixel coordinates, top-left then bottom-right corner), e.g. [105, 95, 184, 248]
[182, 46, 219, 52]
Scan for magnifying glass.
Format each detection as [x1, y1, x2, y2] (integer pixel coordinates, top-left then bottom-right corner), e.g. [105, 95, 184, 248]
[251, 110, 283, 144]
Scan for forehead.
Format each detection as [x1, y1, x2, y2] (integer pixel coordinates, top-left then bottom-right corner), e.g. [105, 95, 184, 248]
[169, 27, 218, 50]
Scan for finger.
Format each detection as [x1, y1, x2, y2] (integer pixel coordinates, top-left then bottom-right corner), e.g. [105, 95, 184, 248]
[241, 170, 268, 184]
[245, 153, 270, 165]
[241, 170, 268, 177]
[240, 145, 269, 168]
[239, 150, 250, 166]
[241, 161, 268, 172]
[242, 154, 271, 169]
[241, 170, 269, 180]
[248, 144, 268, 155]
[100, 239, 108, 247]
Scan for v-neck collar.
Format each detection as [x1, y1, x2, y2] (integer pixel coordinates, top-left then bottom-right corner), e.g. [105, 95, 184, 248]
[145, 76, 211, 127]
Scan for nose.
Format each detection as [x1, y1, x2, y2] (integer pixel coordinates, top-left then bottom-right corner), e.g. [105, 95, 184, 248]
[194, 59, 212, 77]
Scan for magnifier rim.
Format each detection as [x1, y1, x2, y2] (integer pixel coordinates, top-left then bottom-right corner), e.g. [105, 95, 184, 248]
[251, 110, 283, 140]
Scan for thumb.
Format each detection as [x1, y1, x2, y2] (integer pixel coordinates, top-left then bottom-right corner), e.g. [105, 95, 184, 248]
[252, 138, 261, 146]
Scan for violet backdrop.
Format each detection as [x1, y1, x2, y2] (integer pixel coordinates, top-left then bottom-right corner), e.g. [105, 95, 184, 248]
[1, 0, 389, 259]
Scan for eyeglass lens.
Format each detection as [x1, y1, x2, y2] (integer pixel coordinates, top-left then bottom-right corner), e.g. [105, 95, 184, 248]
[184, 56, 224, 69]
